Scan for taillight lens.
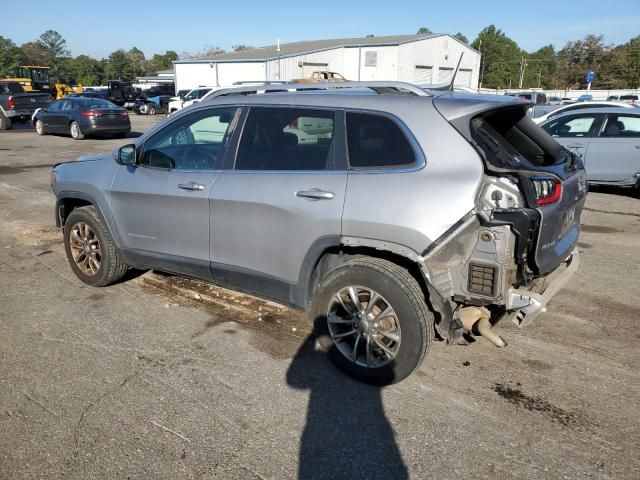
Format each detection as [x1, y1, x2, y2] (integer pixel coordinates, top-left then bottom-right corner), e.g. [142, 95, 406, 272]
[82, 109, 100, 117]
[532, 177, 562, 206]
[7, 97, 15, 109]
[121, 109, 128, 116]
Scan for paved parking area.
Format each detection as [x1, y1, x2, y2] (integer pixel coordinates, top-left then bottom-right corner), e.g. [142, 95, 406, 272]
[1, 116, 639, 479]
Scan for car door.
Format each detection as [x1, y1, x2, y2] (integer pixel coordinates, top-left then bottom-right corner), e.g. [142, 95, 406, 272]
[585, 113, 640, 183]
[209, 106, 347, 302]
[39, 99, 63, 131]
[541, 113, 602, 177]
[109, 106, 241, 279]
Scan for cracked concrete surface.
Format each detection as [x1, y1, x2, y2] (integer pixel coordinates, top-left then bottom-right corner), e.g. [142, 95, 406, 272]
[1, 117, 640, 479]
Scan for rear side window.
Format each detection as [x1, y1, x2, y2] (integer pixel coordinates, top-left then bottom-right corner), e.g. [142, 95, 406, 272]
[346, 112, 416, 168]
[235, 107, 335, 170]
[601, 114, 640, 137]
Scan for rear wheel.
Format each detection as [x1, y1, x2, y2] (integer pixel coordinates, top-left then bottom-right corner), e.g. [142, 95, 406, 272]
[35, 119, 46, 135]
[70, 121, 84, 140]
[147, 105, 156, 115]
[310, 257, 434, 385]
[0, 112, 12, 130]
[63, 206, 128, 286]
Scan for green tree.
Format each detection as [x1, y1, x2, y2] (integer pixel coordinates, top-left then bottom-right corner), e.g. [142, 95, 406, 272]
[232, 44, 253, 52]
[0, 36, 22, 77]
[417, 27, 432, 35]
[20, 42, 49, 67]
[62, 55, 104, 85]
[36, 30, 70, 79]
[146, 50, 178, 73]
[127, 47, 146, 78]
[454, 32, 468, 44]
[472, 25, 523, 89]
[523, 44, 557, 89]
[556, 34, 608, 89]
[104, 49, 132, 80]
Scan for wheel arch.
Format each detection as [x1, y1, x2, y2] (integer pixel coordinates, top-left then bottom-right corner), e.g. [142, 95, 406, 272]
[297, 237, 455, 340]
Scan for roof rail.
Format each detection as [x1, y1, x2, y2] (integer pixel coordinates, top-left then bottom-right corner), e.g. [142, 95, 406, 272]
[205, 81, 431, 100]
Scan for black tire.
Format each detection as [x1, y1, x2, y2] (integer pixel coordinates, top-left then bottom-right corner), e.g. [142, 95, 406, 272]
[147, 105, 156, 115]
[35, 119, 46, 135]
[310, 257, 434, 385]
[113, 131, 128, 139]
[70, 121, 84, 140]
[63, 206, 128, 287]
[0, 112, 12, 130]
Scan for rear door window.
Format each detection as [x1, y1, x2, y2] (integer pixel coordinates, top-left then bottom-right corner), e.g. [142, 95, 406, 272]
[600, 114, 640, 137]
[542, 114, 600, 138]
[235, 107, 336, 170]
[346, 112, 416, 168]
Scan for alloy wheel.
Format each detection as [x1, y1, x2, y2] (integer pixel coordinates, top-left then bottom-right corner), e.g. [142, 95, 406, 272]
[326, 286, 401, 368]
[69, 222, 101, 276]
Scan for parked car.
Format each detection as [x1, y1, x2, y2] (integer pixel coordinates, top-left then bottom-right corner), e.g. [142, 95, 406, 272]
[0, 81, 51, 130]
[607, 95, 620, 101]
[167, 87, 214, 115]
[533, 100, 638, 124]
[33, 97, 130, 140]
[540, 107, 640, 188]
[66, 91, 110, 100]
[577, 94, 593, 102]
[619, 94, 639, 104]
[133, 95, 173, 115]
[51, 82, 586, 384]
[505, 91, 548, 105]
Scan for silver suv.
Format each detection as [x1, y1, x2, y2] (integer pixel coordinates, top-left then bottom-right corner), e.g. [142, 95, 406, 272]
[51, 82, 587, 384]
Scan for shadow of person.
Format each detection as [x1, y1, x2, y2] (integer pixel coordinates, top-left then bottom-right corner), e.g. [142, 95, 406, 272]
[287, 334, 409, 480]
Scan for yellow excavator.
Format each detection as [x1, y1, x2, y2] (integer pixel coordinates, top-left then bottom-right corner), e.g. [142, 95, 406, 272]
[6, 66, 83, 98]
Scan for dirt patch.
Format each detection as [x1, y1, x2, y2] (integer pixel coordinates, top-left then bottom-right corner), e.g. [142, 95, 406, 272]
[140, 273, 311, 359]
[577, 242, 593, 249]
[583, 207, 640, 218]
[493, 383, 584, 427]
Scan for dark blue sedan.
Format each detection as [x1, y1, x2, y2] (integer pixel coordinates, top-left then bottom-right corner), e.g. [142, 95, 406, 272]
[33, 97, 131, 140]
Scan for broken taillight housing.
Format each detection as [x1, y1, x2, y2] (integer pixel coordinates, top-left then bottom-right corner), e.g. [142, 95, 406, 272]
[532, 177, 562, 206]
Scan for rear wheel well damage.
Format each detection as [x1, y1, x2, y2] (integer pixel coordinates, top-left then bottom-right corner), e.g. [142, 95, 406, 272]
[307, 245, 457, 342]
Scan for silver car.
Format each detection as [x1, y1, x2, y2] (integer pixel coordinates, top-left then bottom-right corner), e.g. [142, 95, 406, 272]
[541, 107, 640, 188]
[51, 82, 586, 384]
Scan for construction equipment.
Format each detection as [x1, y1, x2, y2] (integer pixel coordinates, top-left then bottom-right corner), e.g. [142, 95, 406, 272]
[53, 83, 84, 99]
[6, 66, 53, 96]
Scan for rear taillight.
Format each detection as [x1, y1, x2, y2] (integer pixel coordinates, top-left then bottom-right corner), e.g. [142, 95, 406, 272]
[7, 97, 15, 109]
[82, 109, 100, 117]
[532, 177, 562, 206]
[121, 109, 128, 116]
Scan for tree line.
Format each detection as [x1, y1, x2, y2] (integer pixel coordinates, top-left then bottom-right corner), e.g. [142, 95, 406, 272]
[0, 30, 178, 86]
[418, 25, 640, 90]
[2, 28, 639, 89]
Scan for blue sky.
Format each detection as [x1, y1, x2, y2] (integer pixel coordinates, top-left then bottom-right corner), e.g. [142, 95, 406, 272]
[3, 0, 639, 58]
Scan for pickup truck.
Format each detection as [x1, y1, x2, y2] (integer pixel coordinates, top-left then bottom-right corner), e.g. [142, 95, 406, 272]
[0, 81, 51, 130]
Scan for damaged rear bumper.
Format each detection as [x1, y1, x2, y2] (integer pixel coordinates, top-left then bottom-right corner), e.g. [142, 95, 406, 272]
[505, 248, 580, 328]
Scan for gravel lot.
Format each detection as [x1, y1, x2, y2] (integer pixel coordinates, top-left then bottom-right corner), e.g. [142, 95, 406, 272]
[1, 115, 639, 480]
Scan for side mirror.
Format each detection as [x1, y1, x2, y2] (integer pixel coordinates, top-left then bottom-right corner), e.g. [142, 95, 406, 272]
[116, 144, 137, 165]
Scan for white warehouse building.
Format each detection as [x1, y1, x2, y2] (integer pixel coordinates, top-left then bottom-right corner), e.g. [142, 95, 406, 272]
[173, 34, 481, 92]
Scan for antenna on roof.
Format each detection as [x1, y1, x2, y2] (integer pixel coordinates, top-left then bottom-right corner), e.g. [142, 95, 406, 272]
[448, 52, 464, 91]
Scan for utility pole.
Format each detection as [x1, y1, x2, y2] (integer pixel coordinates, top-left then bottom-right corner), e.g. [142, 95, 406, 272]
[538, 68, 542, 88]
[478, 39, 483, 89]
[518, 56, 527, 89]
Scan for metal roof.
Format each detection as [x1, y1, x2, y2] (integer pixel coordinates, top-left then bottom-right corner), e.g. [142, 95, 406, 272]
[175, 33, 475, 64]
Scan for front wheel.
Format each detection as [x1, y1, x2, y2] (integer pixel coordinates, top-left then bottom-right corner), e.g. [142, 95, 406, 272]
[147, 105, 156, 115]
[35, 119, 46, 135]
[310, 257, 434, 385]
[70, 121, 84, 140]
[63, 206, 129, 286]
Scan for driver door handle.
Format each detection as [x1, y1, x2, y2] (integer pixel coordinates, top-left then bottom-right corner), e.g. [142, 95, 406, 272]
[178, 181, 205, 191]
[295, 189, 335, 200]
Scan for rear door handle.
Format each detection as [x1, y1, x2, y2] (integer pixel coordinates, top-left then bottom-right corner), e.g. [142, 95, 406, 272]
[178, 181, 205, 191]
[295, 189, 335, 200]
